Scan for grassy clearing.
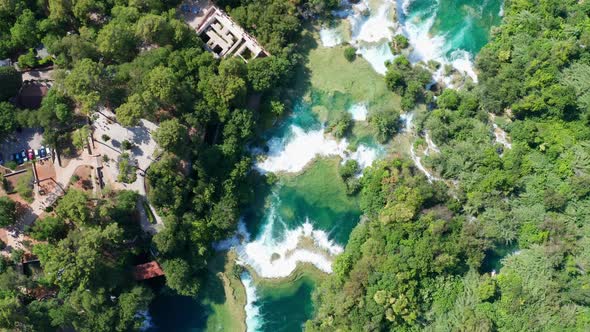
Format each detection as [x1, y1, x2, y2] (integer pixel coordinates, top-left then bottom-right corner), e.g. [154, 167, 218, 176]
[305, 44, 401, 121]
[282, 157, 359, 216]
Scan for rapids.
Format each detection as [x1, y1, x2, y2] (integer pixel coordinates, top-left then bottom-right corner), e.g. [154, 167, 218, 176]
[148, 1, 502, 330]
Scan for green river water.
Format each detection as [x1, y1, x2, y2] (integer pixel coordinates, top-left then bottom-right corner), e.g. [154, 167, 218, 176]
[148, 0, 502, 330]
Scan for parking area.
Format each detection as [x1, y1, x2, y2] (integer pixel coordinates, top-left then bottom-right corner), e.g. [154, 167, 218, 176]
[0, 128, 51, 166]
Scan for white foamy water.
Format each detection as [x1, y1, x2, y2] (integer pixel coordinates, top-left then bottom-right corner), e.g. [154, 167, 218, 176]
[239, 218, 343, 278]
[424, 131, 440, 154]
[347, 0, 397, 75]
[399, 0, 478, 81]
[256, 126, 349, 173]
[410, 144, 439, 182]
[216, 204, 344, 278]
[400, 111, 414, 132]
[347, 144, 380, 170]
[319, 27, 344, 47]
[256, 124, 381, 174]
[350, 1, 397, 43]
[242, 272, 263, 332]
[493, 124, 512, 149]
[357, 43, 395, 74]
[347, 102, 368, 121]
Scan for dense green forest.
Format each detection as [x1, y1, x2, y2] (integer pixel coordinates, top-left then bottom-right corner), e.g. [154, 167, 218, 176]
[0, 0, 336, 330]
[308, 0, 590, 331]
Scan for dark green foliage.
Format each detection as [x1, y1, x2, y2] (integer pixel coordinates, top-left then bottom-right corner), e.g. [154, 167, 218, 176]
[29, 216, 68, 242]
[310, 1, 590, 331]
[385, 56, 432, 111]
[369, 108, 400, 143]
[343, 46, 356, 62]
[0, 102, 18, 140]
[17, 48, 38, 69]
[0, 67, 22, 101]
[327, 112, 352, 138]
[390, 34, 409, 54]
[309, 160, 463, 331]
[154, 118, 188, 154]
[0, 197, 17, 227]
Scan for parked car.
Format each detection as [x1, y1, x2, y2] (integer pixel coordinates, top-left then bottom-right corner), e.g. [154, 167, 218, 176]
[34, 149, 40, 158]
[13, 152, 22, 164]
[27, 149, 34, 160]
[20, 150, 27, 162]
[0, 153, 3, 165]
[39, 147, 47, 158]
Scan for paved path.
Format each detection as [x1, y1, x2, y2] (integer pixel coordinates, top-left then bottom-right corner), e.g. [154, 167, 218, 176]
[92, 110, 164, 234]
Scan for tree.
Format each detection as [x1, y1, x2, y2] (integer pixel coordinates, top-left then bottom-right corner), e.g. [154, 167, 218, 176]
[30, 216, 68, 242]
[62, 59, 104, 113]
[96, 22, 137, 63]
[10, 9, 39, 49]
[0, 197, 17, 227]
[134, 14, 172, 46]
[72, 126, 90, 150]
[145, 66, 178, 106]
[327, 112, 352, 138]
[247, 56, 289, 92]
[34, 223, 124, 291]
[0, 102, 17, 140]
[344, 46, 356, 62]
[55, 189, 90, 226]
[437, 89, 460, 110]
[0, 67, 22, 101]
[369, 109, 400, 143]
[154, 118, 187, 153]
[17, 48, 38, 69]
[161, 258, 200, 296]
[116, 93, 153, 127]
[390, 34, 409, 54]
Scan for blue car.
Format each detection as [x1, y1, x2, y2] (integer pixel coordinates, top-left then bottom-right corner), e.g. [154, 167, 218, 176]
[0, 153, 3, 165]
[39, 147, 47, 158]
[13, 152, 22, 164]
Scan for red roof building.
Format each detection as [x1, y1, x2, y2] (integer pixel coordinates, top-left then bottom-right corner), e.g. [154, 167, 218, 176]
[133, 261, 164, 280]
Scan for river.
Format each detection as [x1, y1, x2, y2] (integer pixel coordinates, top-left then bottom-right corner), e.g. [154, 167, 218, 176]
[148, 0, 502, 330]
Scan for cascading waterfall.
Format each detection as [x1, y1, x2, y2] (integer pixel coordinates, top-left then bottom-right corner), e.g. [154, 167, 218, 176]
[227, 2, 502, 330]
[320, 0, 502, 81]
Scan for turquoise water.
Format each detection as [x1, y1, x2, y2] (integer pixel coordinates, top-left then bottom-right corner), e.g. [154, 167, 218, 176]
[402, 0, 503, 59]
[256, 277, 316, 332]
[148, 1, 503, 330]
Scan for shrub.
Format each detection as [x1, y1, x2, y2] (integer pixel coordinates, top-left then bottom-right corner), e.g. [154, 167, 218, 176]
[101, 134, 111, 141]
[17, 49, 38, 69]
[391, 34, 409, 54]
[117, 153, 137, 183]
[344, 46, 357, 62]
[121, 139, 133, 150]
[340, 160, 360, 180]
[327, 112, 353, 138]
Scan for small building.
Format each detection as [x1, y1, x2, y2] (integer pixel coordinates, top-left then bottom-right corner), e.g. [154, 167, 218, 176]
[17, 82, 48, 109]
[133, 261, 165, 281]
[196, 7, 269, 62]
